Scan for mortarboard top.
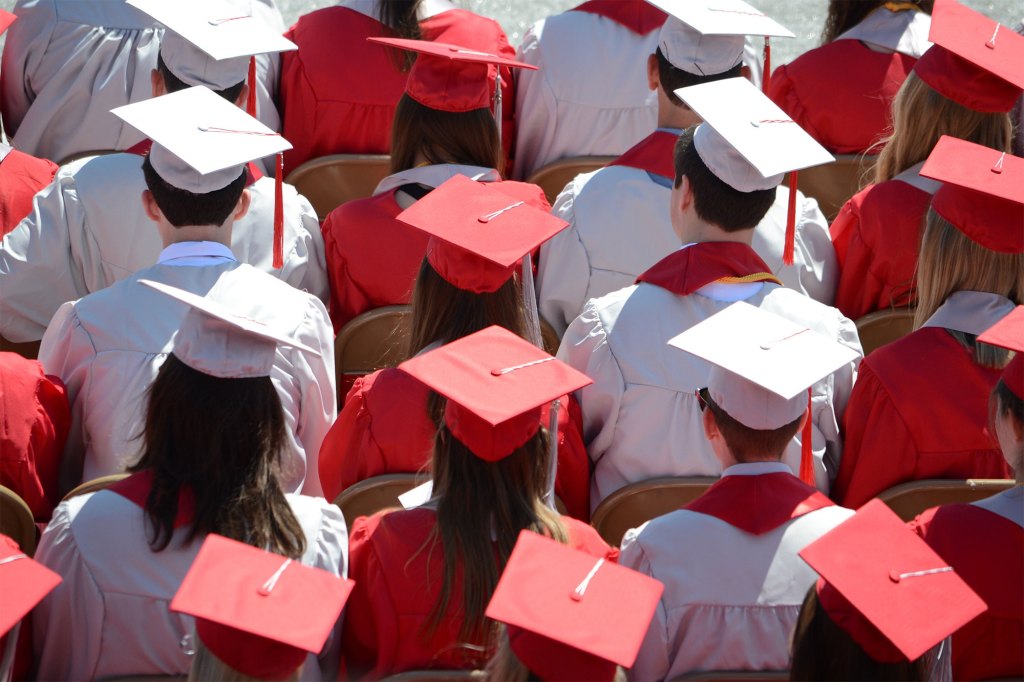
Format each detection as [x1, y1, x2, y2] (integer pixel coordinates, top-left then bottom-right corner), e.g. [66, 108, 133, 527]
[0, 9, 15, 36]
[913, 0, 1024, 113]
[111, 85, 290, 194]
[0, 534, 62, 636]
[366, 37, 536, 113]
[977, 306, 1024, 400]
[486, 530, 663, 681]
[919, 135, 1024, 254]
[395, 174, 569, 294]
[799, 499, 987, 664]
[139, 280, 319, 379]
[644, 0, 793, 39]
[398, 326, 592, 462]
[170, 534, 353, 680]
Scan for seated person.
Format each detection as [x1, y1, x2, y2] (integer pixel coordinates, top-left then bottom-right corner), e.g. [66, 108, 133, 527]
[0, 533, 61, 681]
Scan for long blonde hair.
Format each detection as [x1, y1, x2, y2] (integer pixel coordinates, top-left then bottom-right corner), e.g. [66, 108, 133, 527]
[872, 72, 1013, 183]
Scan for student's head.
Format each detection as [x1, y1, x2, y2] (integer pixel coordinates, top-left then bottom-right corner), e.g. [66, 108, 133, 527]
[152, 52, 248, 107]
[189, 639, 300, 682]
[390, 93, 502, 174]
[991, 366, 1024, 479]
[699, 385, 805, 468]
[142, 154, 250, 230]
[821, 0, 934, 45]
[484, 625, 627, 682]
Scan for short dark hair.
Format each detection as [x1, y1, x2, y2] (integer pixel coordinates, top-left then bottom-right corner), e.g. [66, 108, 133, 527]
[674, 128, 777, 232]
[703, 389, 804, 462]
[157, 52, 246, 103]
[994, 378, 1024, 423]
[142, 154, 247, 228]
[655, 48, 743, 107]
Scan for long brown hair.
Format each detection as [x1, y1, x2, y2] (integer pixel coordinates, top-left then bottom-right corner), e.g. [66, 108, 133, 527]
[821, 0, 934, 45]
[378, 0, 422, 70]
[130, 355, 306, 558]
[389, 94, 503, 174]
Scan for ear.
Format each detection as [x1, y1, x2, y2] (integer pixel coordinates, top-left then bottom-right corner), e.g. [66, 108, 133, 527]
[702, 406, 720, 442]
[647, 53, 660, 92]
[234, 82, 251, 109]
[151, 69, 165, 98]
[232, 188, 252, 221]
[676, 174, 695, 211]
[142, 189, 163, 223]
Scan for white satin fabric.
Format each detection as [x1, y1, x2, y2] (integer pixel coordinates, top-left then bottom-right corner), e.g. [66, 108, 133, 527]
[921, 291, 1017, 337]
[973, 485, 1024, 528]
[836, 6, 933, 58]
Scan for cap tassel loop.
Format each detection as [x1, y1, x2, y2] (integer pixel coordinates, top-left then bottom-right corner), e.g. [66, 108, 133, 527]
[762, 37, 771, 94]
[570, 558, 605, 602]
[273, 152, 284, 269]
[246, 56, 257, 118]
[783, 170, 798, 265]
[257, 558, 292, 596]
[799, 388, 814, 485]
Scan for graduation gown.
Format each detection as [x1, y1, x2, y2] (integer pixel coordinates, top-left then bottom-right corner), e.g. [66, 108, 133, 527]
[32, 472, 348, 681]
[831, 166, 938, 321]
[0, 352, 69, 521]
[279, 0, 516, 174]
[911, 489, 1024, 682]
[536, 131, 837, 336]
[833, 292, 1015, 508]
[322, 164, 549, 333]
[621, 463, 855, 680]
[0, 146, 327, 344]
[0, 144, 57, 236]
[341, 506, 614, 678]
[37, 244, 336, 496]
[319, 367, 592, 520]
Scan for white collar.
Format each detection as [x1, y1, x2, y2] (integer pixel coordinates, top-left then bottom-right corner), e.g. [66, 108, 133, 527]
[157, 241, 236, 265]
[972, 486, 1024, 528]
[373, 164, 501, 197]
[0, 143, 11, 164]
[835, 6, 933, 58]
[921, 291, 1017, 336]
[893, 161, 942, 195]
[339, 0, 456, 22]
[722, 461, 794, 477]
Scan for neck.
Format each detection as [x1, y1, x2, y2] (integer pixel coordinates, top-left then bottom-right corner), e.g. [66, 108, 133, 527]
[677, 218, 755, 247]
[160, 224, 232, 248]
[657, 98, 700, 130]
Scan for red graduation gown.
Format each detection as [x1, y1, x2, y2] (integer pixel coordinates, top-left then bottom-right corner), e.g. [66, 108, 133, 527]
[0, 148, 58, 236]
[768, 40, 917, 155]
[911, 503, 1024, 681]
[279, 7, 516, 175]
[831, 179, 931, 320]
[833, 328, 1011, 507]
[322, 179, 549, 333]
[318, 368, 591, 520]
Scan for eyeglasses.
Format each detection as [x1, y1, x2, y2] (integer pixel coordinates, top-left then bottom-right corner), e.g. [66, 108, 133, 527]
[695, 387, 711, 412]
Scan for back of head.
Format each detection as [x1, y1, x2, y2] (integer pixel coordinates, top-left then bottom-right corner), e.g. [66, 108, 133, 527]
[157, 51, 246, 104]
[655, 47, 743, 107]
[189, 639, 299, 682]
[390, 93, 503, 173]
[821, 0, 934, 44]
[701, 388, 804, 463]
[142, 154, 247, 228]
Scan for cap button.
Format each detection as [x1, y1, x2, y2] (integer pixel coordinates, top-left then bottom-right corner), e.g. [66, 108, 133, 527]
[490, 369, 503, 376]
[570, 590, 584, 602]
[889, 569, 902, 583]
[750, 120, 761, 128]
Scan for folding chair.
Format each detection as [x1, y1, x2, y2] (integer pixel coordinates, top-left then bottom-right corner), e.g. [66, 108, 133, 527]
[590, 477, 717, 547]
[380, 671, 484, 681]
[785, 153, 872, 221]
[61, 473, 130, 502]
[878, 479, 1014, 521]
[0, 336, 40, 360]
[334, 305, 413, 402]
[855, 308, 916, 356]
[671, 672, 789, 682]
[525, 156, 616, 205]
[285, 154, 391, 219]
[332, 473, 427, 528]
[0, 485, 37, 556]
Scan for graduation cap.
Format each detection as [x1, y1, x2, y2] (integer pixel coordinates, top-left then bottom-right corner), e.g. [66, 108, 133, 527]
[913, 0, 1024, 113]
[668, 301, 859, 483]
[799, 499, 987, 663]
[0, 534, 61, 637]
[645, 0, 793, 91]
[138, 279, 320, 379]
[129, 0, 296, 118]
[978, 306, 1024, 400]
[675, 77, 835, 264]
[0, 9, 15, 36]
[398, 326, 592, 462]
[170, 534, 353, 680]
[395, 174, 569, 293]
[919, 135, 1024, 254]
[486, 530, 663, 681]
[111, 86, 292, 267]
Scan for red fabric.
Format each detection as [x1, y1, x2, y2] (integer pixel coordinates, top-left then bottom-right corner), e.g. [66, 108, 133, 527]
[831, 179, 932, 321]
[196, 619, 306, 681]
[932, 183, 1024, 254]
[279, 7, 516, 175]
[571, 0, 666, 35]
[914, 45, 1023, 114]
[0, 353, 69, 522]
[636, 241, 781, 296]
[911, 503, 1024, 681]
[107, 470, 196, 528]
[0, 149, 58, 237]
[686, 472, 833, 535]
[768, 40, 918, 155]
[833, 328, 1012, 508]
[340, 508, 615, 679]
[322, 179, 549, 333]
[607, 130, 677, 180]
[318, 368, 591, 521]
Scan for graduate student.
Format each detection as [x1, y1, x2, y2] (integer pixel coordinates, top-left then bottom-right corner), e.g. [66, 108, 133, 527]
[536, 2, 835, 338]
[32, 282, 347, 681]
[831, 0, 1021, 320]
[319, 176, 591, 519]
[909, 308, 1024, 681]
[560, 77, 861, 513]
[279, 0, 516, 173]
[321, 38, 547, 333]
[0, 2, 326, 345]
[37, 88, 335, 496]
[0, 534, 61, 682]
[621, 303, 858, 679]
[834, 136, 1023, 507]
[768, 0, 933, 155]
[341, 327, 615, 677]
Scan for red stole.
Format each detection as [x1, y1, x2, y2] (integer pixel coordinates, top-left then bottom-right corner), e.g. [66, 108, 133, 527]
[125, 139, 264, 186]
[572, 0, 667, 34]
[636, 241, 782, 295]
[686, 472, 833, 535]
[108, 470, 195, 529]
[608, 130, 677, 180]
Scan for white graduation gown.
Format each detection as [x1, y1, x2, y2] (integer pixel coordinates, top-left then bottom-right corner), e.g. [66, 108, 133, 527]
[33, 489, 347, 681]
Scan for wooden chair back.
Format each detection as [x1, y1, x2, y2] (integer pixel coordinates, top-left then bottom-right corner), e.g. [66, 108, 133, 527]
[57, 149, 116, 166]
[855, 308, 916, 356]
[285, 154, 391, 219]
[785, 153, 872, 221]
[332, 473, 427, 528]
[61, 473, 130, 502]
[671, 672, 788, 681]
[0, 485, 37, 556]
[878, 479, 1015, 521]
[0, 337, 41, 360]
[590, 477, 718, 547]
[334, 305, 412, 400]
[526, 156, 616, 205]
[380, 671, 484, 681]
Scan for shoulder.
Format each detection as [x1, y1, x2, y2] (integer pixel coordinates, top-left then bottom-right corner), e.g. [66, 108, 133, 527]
[490, 179, 550, 211]
[563, 517, 616, 559]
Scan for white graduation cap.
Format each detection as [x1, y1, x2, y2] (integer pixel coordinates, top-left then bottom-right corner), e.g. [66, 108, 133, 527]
[646, 0, 793, 39]
[139, 279, 320, 379]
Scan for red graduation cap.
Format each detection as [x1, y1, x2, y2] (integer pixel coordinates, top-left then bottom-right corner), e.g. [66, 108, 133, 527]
[398, 326, 592, 461]
[367, 37, 536, 113]
[485, 530, 663, 681]
[919, 135, 1024, 254]
[913, 0, 1024, 113]
[799, 499, 987, 664]
[0, 534, 62, 636]
[0, 9, 15, 35]
[170, 534, 353, 680]
[395, 174, 569, 293]
[978, 306, 1024, 400]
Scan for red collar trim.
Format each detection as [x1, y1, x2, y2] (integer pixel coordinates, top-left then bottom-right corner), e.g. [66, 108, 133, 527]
[636, 242, 781, 295]
[125, 139, 263, 186]
[108, 470, 195, 529]
[572, 0, 667, 34]
[686, 472, 833, 534]
[608, 130, 678, 179]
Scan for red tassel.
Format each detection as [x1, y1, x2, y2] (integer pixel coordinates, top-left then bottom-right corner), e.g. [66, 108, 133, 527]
[799, 389, 814, 485]
[246, 56, 257, 118]
[273, 152, 283, 269]
[783, 170, 797, 265]
[762, 37, 771, 94]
